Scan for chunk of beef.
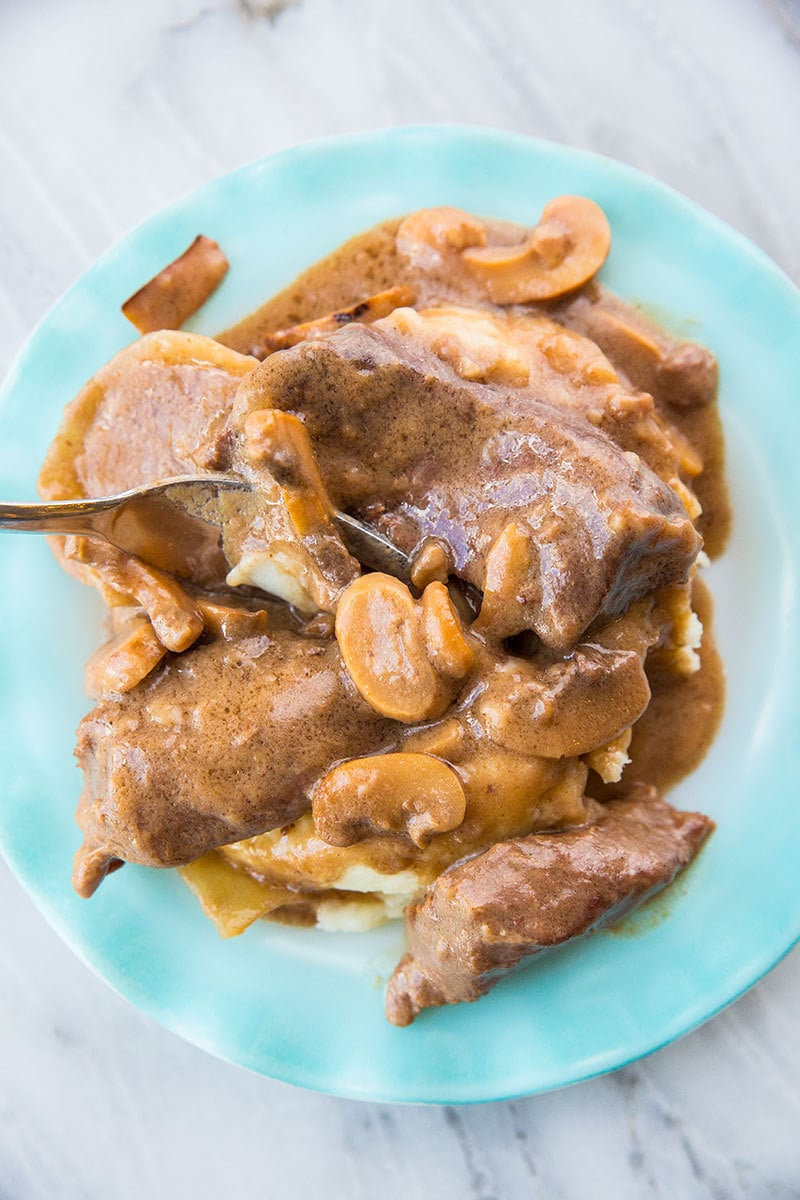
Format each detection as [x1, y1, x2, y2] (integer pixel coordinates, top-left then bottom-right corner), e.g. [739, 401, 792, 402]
[39, 331, 255, 501]
[552, 284, 718, 410]
[39, 330, 358, 611]
[74, 627, 398, 897]
[550, 285, 730, 558]
[235, 325, 700, 650]
[385, 787, 713, 1025]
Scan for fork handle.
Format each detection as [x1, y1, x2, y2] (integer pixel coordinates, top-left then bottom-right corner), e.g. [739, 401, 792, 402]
[0, 497, 116, 537]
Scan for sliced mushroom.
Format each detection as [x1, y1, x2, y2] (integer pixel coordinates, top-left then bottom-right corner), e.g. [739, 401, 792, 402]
[477, 617, 654, 760]
[402, 717, 467, 761]
[250, 286, 416, 357]
[335, 574, 473, 723]
[84, 613, 168, 698]
[552, 296, 719, 409]
[421, 581, 474, 679]
[122, 235, 229, 334]
[409, 538, 452, 589]
[194, 596, 271, 641]
[312, 752, 467, 849]
[585, 309, 665, 374]
[462, 196, 611, 303]
[106, 603, 146, 635]
[244, 408, 336, 524]
[396, 207, 487, 265]
[472, 523, 535, 640]
[229, 409, 358, 614]
[65, 537, 203, 652]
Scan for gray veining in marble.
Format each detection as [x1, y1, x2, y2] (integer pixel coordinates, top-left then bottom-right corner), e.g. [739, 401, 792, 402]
[1, 0, 798, 1196]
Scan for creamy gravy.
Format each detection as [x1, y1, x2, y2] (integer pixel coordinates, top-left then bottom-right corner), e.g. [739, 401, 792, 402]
[220, 219, 727, 815]
[48, 209, 728, 928]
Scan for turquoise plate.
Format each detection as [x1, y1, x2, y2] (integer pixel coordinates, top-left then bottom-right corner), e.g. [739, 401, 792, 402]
[1, 127, 798, 1103]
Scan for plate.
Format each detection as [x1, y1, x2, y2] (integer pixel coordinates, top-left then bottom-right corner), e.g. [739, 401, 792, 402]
[1, 127, 798, 1104]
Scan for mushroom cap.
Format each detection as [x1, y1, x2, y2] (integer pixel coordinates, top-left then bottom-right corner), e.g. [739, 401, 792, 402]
[396, 206, 487, 265]
[462, 195, 611, 304]
[312, 752, 468, 849]
[335, 574, 474, 723]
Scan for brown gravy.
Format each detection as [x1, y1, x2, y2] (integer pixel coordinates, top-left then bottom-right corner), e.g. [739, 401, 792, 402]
[218, 218, 730, 561]
[220, 219, 727, 812]
[50, 206, 728, 943]
[628, 577, 724, 792]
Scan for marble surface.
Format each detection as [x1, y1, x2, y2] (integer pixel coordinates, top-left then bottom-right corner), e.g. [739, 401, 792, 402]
[1, 0, 799, 1195]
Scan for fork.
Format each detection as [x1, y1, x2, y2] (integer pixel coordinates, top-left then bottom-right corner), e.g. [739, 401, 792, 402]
[0, 475, 413, 584]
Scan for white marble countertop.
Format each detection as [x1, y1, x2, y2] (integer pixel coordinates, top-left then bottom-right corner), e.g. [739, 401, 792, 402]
[1, 0, 799, 1196]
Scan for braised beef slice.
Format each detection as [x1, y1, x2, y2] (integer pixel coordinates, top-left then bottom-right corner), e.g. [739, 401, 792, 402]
[550, 286, 731, 557]
[551, 284, 718, 410]
[39, 331, 358, 609]
[73, 627, 398, 896]
[237, 325, 700, 650]
[385, 787, 713, 1025]
[38, 333, 254, 504]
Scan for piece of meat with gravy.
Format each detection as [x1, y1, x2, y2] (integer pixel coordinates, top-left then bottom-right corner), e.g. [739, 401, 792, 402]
[73, 624, 399, 897]
[386, 787, 713, 1025]
[28, 202, 726, 1028]
[235, 322, 701, 650]
[39, 329, 358, 616]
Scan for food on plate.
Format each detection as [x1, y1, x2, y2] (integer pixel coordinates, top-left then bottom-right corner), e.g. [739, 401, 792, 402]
[73, 611, 396, 897]
[121, 235, 229, 334]
[386, 787, 713, 1025]
[38, 196, 729, 1023]
[247, 284, 416, 356]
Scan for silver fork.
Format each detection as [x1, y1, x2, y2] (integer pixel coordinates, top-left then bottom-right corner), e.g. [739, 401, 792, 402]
[0, 475, 413, 584]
